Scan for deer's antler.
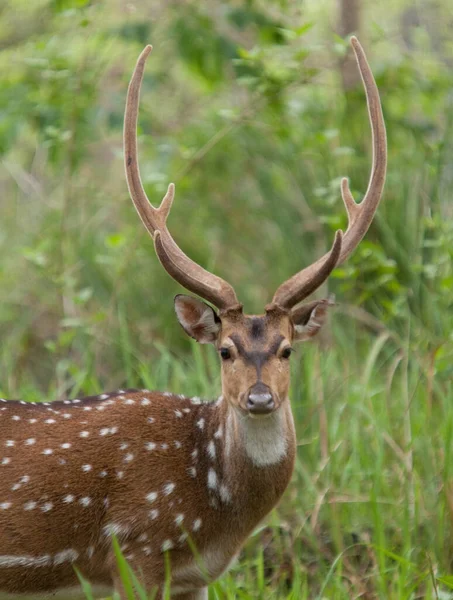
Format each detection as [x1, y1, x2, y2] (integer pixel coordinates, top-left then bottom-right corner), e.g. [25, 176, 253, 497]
[272, 37, 387, 310]
[124, 45, 240, 311]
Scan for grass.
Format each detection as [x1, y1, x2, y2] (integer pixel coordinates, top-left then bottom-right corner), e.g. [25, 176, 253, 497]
[6, 318, 453, 599]
[0, 0, 452, 597]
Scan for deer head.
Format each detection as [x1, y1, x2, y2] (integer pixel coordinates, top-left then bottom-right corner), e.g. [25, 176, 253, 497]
[124, 37, 387, 418]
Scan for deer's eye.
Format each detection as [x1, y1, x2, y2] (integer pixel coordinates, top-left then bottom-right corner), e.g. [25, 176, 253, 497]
[281, 347, 293, 359]
[219, 348, 231, 360]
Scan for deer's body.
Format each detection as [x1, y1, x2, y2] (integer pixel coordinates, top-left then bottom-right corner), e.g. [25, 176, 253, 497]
[0, 36, 386, 599]
[0, 388, 295, 598]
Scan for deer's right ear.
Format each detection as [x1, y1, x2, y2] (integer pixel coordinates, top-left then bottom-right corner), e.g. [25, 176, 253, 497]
[174, 295, 221, 344]
[291, 297, 335, 342]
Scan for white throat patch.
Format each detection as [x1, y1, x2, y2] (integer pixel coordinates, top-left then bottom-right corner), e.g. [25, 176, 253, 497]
[238, 407, 290, 467]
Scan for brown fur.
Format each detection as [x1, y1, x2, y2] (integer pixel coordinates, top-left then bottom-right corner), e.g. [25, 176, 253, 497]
[0, 379, 296, 598]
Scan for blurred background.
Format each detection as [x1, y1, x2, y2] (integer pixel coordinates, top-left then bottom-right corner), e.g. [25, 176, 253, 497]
[0, 0, 453, 597]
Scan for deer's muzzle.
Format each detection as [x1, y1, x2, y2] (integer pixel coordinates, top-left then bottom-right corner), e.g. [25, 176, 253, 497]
[246, 382, 275, 415]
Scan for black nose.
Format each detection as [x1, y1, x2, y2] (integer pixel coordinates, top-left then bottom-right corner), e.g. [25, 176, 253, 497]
[247, 383, 275, 415]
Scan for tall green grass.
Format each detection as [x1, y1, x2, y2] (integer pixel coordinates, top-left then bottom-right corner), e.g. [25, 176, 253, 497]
[0, 0, 452, 597]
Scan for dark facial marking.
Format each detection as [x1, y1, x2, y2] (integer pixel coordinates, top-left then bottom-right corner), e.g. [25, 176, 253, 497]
[248, 317, 266, 340]
[230, 334, 285, 379]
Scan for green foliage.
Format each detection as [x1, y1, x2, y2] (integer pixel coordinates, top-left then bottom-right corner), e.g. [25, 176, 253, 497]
[0, 0, 452, 597]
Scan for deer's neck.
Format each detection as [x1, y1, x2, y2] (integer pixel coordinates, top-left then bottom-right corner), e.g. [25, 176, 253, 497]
[223, 400, 295, 468]
[205, 397, 296, 523]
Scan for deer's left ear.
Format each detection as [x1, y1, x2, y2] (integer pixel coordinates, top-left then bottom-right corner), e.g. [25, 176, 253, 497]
[174, 295, 221, 344]
[291, 297, 335, 342]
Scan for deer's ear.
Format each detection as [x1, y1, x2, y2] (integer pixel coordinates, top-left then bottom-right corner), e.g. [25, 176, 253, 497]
[174, 295, 221, 344]
[291, 297, 334, 342]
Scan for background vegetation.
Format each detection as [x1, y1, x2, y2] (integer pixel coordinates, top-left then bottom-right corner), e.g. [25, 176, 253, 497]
[0, 0, 452, 598]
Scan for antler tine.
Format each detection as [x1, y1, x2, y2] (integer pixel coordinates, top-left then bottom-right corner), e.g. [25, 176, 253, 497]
[124, 46, 240, 311]
[272, 36, 387, 310]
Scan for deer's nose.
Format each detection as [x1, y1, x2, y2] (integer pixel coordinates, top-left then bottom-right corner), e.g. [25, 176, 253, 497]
[247, 383, 275, 415]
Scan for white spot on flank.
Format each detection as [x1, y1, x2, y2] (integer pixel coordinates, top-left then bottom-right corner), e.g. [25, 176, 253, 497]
[161, 443, 168, 450]
[62, 413, 72, 419]
[174, 410, 183, 418]
[161, 540, 174, 552]
[207, 440, 216, 460]
[191, 449, 198, 460]
[124, 398, 135, 405]
[146, 492, 157, 503]
[141, 398, 151, 406]
[63, 495, 75, 503]
[183, 408, 191, 414]
[0, 552, 79, 568]
[119, 442, 129, 450]
[149, 509, 159, 520]
[45, 419, 56, 424]
[87, 546, 95, 559]
[191, 397, 202, 405]
[29, 419, 37, 424]
[174, 441, 182, 449]
[99, 428, 110, 436]
[25, 438, 36, 445]
[214, 426, 223, 439]
[41, 502, 53, 512]
[193, 518, 202, 531]
[72, 399, 81, 404]
[80, 431, 89, 438]
[116, 471, 124, 479]
[61, 443, 71, 449]
[207, 469, 217, 490]
[187, 467, 197, 478]
[2, 458, 11, 465]
[82, 464, 92, 472]
[219, 484, 232, 503]
[196, 418, 205, 430]
[143, 546, 152, 556]
[163, 482, 175, 495]
[42, 449, 53, 455]
[145, 442, 156, 451]
[99, 394, 109, 400]
[54, 549, 79, 565]
[137, 533, 148, 542]
[103, 523, 131, 538]
[5, 441, 15, 447]
[79, 497, 91, 507]
[12, 416, 20, 421]
[83, 406, 92, 411]
[124, 453, 134, 463]
[99, 470, 108, 478]
[24, 501, 37, 510]
[175, 514, 184, 525]
[147, 417, 155, 424]
[0, 502, 12, 510]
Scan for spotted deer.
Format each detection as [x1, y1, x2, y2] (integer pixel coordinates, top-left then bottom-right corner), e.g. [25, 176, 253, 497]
[0, 37, 386, 599]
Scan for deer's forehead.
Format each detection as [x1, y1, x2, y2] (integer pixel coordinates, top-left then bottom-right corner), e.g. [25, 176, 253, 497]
[220, 314, 292, 345]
